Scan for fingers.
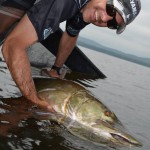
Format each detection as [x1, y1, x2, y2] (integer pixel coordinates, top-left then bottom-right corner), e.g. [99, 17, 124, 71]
[30, 97, 55, 113]
[36, 100, 55, 112]
[49, 69, 59, 78]
[41, 68, 59, 78]
[40, 68, 69, 79]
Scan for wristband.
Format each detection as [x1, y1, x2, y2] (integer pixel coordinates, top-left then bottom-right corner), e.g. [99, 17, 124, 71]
[51, 65, 61, 75]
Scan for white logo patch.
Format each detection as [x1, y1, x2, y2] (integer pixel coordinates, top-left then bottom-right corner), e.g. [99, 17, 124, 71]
[43, 27, 53, 39]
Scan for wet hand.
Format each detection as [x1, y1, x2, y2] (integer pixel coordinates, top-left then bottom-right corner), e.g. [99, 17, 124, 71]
[31, 97, 55, 113]
[49, 69, 60, 78]
[49, 69, 68, 79]
[41, 68, 68, 79]
[41, 68, 59, 78]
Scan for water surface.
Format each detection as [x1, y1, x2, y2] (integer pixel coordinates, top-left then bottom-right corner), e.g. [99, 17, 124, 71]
[0, 47, 149, 150]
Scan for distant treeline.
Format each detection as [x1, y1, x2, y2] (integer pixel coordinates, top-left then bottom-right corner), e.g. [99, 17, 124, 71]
[77, 37, 150, 68]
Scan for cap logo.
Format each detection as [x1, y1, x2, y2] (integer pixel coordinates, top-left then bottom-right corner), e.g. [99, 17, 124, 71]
[126, 14, 130, 19]
[130, 0, 137, 16]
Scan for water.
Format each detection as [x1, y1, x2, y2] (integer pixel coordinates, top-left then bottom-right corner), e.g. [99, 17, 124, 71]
[0, 46, 150, 150]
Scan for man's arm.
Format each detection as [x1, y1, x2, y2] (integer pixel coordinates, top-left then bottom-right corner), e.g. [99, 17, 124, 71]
[2, 15, 52, 111]
[49, 31, 78, 77]
[48, 11, 89, 77]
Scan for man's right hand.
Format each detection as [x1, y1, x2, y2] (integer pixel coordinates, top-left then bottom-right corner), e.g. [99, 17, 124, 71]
[41, 68, 68, 79]
[29, 96, 55, 112]
[49, 69, 60, 78]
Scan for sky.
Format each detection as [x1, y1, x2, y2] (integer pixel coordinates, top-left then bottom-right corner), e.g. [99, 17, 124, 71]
[61, 1, 150, 58]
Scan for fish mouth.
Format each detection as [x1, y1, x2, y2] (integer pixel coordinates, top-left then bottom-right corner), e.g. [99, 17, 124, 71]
[94, 120, 142, 147]
[105, 121, 143, 147]
[110, 132, 142, 147]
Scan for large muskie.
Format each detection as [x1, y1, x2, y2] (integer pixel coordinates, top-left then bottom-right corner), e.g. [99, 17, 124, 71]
[34, 77, 142, 148]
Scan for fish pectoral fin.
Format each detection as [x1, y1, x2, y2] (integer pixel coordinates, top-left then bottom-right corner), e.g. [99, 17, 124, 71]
[67, 123, 100, 143]
[67, 125, 89, 141]
[58, 116, 67, 124]
[67, 124, 110, 146]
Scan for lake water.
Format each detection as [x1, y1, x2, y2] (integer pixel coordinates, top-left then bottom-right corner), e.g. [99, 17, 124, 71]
[0, 46, 150, 150]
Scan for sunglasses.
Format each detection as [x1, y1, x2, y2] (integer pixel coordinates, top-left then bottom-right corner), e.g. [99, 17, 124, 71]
[106, 4, 118, 29]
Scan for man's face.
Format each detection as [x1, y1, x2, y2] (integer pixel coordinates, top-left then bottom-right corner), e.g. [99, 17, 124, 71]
[81, 0, 124, 28]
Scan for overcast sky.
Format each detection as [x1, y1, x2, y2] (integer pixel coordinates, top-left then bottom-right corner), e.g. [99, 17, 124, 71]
[68, 1, 150, 58]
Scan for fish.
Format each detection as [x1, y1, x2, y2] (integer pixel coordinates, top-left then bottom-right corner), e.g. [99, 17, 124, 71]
[34, 77, 142, 149]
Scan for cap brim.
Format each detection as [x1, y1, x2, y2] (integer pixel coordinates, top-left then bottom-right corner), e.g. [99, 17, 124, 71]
[116, 23, 126, 34]
[113, 0, 126, 34]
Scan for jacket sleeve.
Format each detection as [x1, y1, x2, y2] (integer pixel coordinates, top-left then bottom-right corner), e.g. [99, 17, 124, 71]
[66, 11, 89, 37]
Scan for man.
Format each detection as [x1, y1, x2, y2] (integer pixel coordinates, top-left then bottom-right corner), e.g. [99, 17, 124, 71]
[1, 0, 141, 111]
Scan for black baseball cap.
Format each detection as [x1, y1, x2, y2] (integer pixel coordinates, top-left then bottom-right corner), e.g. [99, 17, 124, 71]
[109, 0, 141, 34]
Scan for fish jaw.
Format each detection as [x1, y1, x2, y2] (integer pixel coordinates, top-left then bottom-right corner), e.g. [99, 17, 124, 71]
[89, 121, 143, 148]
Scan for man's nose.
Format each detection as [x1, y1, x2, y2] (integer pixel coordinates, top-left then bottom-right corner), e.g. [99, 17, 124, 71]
[101, 11, 113, 23]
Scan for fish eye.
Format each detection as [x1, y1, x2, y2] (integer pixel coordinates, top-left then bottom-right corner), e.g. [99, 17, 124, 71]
[104, 111, 111, 117]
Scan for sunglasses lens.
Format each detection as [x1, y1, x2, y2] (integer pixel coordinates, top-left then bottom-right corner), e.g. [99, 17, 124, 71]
[106, 4, 116, 17]
[107, 19, 118, 29]
[106, 4, 118, 29]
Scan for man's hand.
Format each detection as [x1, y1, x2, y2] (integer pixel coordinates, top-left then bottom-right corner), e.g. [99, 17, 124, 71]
[41, 68, 68, 79]
[29, 96, 55, 112]
[41, 68, 59, 78]
[49, 69, 60, 78]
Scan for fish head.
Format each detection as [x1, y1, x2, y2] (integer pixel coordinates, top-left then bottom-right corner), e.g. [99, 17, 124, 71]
[91, 119, 143, 148]
[68, 92, 142, 148]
